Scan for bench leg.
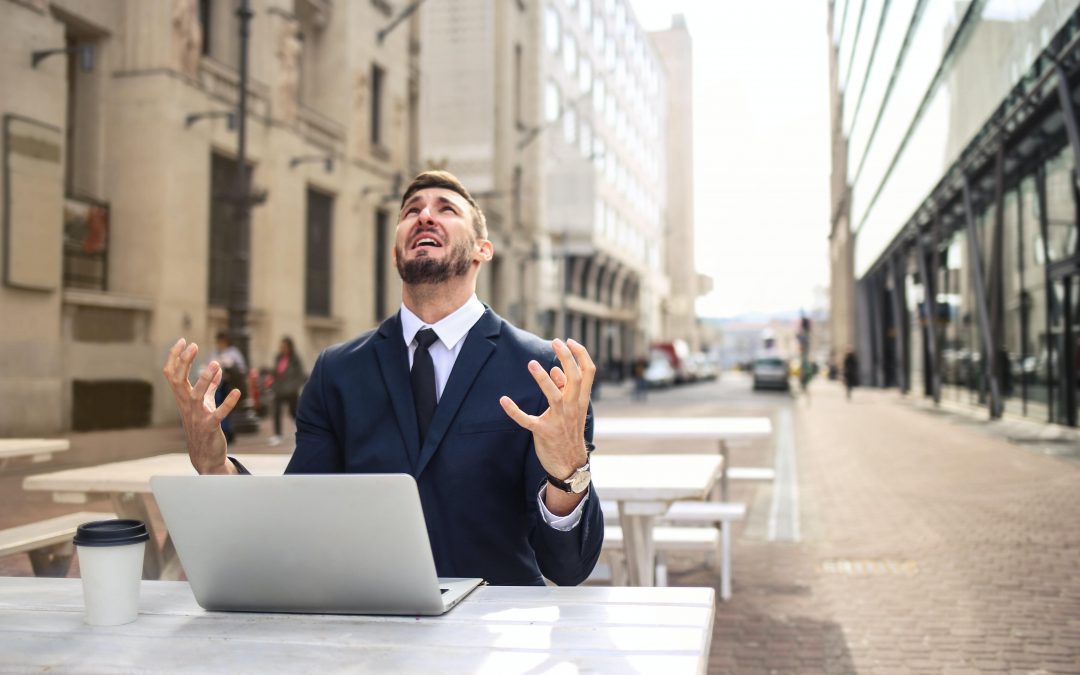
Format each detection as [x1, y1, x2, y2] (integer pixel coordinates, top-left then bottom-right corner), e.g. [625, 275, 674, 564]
[610, 552, 628, 587]
[28, 541, 75, 577]
[654, 552, 668, 587]
[720, 520, 732, 601]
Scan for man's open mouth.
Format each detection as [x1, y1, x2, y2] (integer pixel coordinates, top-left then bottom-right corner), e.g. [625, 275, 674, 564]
[411, 235, 443, 250]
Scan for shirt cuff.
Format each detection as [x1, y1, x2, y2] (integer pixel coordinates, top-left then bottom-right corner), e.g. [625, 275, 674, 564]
[536, 483, 589, 531]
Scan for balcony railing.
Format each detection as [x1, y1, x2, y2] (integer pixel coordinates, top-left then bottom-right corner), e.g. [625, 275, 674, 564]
[63, 195, 108, 291]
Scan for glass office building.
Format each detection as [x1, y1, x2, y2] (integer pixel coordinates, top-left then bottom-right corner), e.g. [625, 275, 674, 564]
[831, 0, 1080, 425]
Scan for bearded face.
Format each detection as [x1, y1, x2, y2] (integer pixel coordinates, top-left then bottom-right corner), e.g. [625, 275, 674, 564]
[394, 234, 475, 284]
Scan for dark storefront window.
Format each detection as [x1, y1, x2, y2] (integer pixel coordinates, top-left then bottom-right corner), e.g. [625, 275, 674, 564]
[305, 188, 333, 317]
[208, 153, 238, 308]
[374, 209, 388, 322]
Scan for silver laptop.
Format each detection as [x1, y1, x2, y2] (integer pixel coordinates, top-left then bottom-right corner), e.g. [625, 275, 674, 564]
[150, 474, 483, 616]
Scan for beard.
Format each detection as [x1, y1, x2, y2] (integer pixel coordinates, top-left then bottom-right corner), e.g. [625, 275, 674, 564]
[395, 237, 474, 284]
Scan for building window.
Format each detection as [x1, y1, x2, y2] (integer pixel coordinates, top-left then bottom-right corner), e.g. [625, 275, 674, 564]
[545, 81, 561, 123]
[207, 153, 238, 308]
[374, 209, 389, 322]
[579, 56, 592, 93]
[545, 6, 561, 54]
[579, 120, 592, 158]
[563, 34, 577, 76]
[198, 0, 212, 56]
[579, 0, 591, 29]
[305, 188, 334, 317]
[370, 63, 385, 146]
[563, 105, 577, 145]
[514, 43, 524, 128]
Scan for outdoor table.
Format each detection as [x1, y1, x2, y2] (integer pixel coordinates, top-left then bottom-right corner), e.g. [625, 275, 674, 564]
[593, 416, 772, 499]
[0, 439, 69, 470]
[22, 453, 289, 580]
[590, 453, 724, 587]
[22, 451, 721, 588]
[0, 577, 715, 674]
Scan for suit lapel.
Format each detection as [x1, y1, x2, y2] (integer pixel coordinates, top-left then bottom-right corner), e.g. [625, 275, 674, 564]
[415, 309, 501, 478]
[373, 312, 421, 470]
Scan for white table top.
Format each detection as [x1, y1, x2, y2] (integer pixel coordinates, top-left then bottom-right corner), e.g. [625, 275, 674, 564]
[23, 452, 722, 504]
[593, 416, 772, 440]
[22, 453, 289, 495]
[591, 453, 724, 502]
[0, 577, 715, 674]
[0, 438, 69, 460]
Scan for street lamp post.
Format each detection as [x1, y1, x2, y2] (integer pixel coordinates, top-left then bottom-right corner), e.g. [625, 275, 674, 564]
[228, 0, 260, 434]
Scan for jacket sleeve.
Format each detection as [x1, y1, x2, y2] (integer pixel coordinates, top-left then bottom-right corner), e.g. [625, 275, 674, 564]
[286, 350, 345, 473]
[525, 398, 604, 586]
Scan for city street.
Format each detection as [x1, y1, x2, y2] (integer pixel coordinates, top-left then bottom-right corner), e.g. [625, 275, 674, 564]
[3, 374, 1080, 673]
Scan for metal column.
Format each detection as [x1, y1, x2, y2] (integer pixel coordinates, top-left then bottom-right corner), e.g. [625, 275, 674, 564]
[1054, 60, 1080, 192]
[961, 176, 1003, 418]
[888, 254, 908, 393]
[1035, 165, 1057, 422]
[914, 229, 942, 404]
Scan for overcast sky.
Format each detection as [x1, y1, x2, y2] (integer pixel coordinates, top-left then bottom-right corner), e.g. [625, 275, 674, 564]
[629, 0, 831, 319]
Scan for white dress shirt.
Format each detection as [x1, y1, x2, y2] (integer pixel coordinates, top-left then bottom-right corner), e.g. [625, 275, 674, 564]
[400, 296, 588, 530]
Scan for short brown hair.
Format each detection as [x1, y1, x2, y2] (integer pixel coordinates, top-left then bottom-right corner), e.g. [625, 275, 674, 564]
[399, 170, 488, 239]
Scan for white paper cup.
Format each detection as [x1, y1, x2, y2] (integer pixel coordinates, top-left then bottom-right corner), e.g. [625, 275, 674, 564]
[74, 519, 149, 626]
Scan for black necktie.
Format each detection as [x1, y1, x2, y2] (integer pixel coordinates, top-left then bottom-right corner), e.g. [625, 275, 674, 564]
[411, 328, 439, 451]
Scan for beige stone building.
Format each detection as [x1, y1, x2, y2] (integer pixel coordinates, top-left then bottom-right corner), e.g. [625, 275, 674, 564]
[826, 0, 855, 360]
[419, 0, 687, 379]
[650, 14, 707, 352]
[0, 0, 414, 434]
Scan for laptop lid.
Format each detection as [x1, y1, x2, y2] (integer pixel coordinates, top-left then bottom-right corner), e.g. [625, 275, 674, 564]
[150, 474, 482, 616]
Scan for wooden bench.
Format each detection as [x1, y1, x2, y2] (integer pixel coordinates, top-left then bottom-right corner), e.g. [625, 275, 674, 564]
[0, 511, 115, 576]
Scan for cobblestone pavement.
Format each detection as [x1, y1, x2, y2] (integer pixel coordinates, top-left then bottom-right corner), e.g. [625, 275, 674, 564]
[597, 376, 1080, 675]
[4, 376, 1080, 674]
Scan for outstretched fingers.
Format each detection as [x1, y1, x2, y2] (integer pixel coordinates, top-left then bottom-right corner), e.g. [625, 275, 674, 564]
[527, 360, 564, 406]
[212, 388, 242, 422]
[552, 339, 581, 403]
[565, 339, 596, 405]
[500, 395, 538, 431]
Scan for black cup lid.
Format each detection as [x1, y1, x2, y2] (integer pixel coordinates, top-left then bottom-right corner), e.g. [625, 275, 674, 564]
[73, 519, 149, 547]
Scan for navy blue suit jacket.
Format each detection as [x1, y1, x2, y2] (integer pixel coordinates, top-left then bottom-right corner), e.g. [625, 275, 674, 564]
[284, 308, 604, 586]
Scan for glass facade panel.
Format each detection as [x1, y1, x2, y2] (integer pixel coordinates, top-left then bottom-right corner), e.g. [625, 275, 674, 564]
[838, 0, 864, 91]
[833, 0, 851, 44]
[847, 0, 918, 170]
[1043, 146, 1077, 263]
[1021, 175, 1050, 421]
[842, 0, 883, 135]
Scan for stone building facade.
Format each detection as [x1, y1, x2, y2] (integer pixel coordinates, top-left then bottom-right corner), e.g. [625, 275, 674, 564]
[0, 0, 414, 434]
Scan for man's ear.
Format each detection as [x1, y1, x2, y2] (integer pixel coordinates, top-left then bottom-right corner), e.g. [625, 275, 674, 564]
[476, 239, 494, 262]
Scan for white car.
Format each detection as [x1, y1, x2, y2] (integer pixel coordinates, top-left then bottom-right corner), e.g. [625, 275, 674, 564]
[752, 356, 790, 391]
[643, 355, 676, 388]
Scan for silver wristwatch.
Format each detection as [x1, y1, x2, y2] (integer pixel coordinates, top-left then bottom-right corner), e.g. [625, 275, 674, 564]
[546, 462, 592, 494]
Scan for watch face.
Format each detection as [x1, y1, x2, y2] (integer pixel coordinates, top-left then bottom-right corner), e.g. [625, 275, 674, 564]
[569, 467, 591, 494]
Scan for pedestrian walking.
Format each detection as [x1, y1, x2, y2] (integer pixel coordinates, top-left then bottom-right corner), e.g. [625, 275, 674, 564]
[842, 347, 858, 400]
[268, 336, 306, 445]
[632, 355, 648, 402]
[208, 331, 247, 443]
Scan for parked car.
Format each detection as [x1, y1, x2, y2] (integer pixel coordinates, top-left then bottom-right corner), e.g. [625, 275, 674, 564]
[752, 356, 790, 391]
[650, 340, 693, 383]
[643, 352, 676, 388]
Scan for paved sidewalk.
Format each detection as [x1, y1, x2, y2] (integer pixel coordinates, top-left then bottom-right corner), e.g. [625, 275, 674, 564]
[666, 381, 1080, 674]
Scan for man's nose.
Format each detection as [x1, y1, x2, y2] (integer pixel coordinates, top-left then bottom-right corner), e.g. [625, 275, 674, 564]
[419, 206, 434, 222]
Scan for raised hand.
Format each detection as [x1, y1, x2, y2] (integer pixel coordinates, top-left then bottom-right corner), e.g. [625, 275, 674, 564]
[162, 338, 239, 475]
[500, 338, 595, 483]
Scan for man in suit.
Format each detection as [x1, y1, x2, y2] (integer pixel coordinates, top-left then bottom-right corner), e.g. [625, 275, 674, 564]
[163, 171, 603, 586]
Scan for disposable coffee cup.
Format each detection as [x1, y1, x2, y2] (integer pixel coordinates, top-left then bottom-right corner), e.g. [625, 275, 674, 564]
[73, 519, 149, 626]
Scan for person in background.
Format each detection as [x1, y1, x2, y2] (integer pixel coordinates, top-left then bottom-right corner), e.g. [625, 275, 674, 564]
[268, 336, 306, 445]
[631, 355, 648, 402]
[842, 347, 858, 401]
[208, 331, 247, 443]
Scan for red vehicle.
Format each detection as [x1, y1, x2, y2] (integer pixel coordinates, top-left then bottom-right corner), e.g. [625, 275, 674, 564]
[650, 340, 693, 383]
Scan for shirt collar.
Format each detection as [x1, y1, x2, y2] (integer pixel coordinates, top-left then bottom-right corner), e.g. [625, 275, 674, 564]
[400, 294, 485, 350]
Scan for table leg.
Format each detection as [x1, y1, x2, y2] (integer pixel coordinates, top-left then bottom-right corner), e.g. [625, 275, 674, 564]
[108, 493, 180, 580]
[617, 505, 656, 587]
[718, 440, 729, 501]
